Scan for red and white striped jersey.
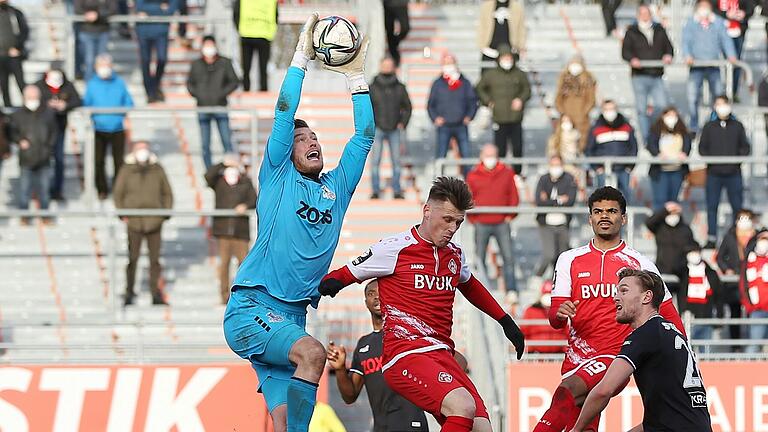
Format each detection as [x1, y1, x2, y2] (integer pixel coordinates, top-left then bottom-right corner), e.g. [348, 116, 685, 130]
[345, 226, 472, 370]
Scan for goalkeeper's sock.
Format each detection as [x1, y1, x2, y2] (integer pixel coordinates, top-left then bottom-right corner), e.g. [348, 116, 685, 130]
[533, 386, 578, 432]
[286, 376, 318, 432]
[441, 416, 473, 432]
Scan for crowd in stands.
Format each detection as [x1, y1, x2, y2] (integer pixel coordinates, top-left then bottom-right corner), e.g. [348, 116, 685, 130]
[0, 0, 766, 352]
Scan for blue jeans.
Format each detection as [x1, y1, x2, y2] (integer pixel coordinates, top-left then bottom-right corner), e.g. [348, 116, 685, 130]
[50, 129, 66, 197]
[631, 75, 668, 141]
[596, 168, 632, 202]
[746, 309, 768, 353]
[19, 166, 51, 210]
[692, 324, 713, 354]
[198, 112, 233, 169]
[436, 124, 471, 177]
[651, 170, 684, 210]
[137, 32, 169, 98]
[705, 172, 743, 241]
[474, 222, 517, 293]
[371, 128, 402, 195]
[78, 31, 109, 81]
[687, 67, 722, 132]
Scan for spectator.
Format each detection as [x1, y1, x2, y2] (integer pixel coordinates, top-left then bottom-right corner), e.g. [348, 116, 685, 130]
[682, 0, 736, 132]
[177, 0, 191, 48]
[716, 208, 759, 346]
[427, 54, 478, 177]
[369, 57, 411, 199]
[554, 55, 596, 150]
[9, 85, 56, 225]
[0, 0, 28, 107]
[477, 0, 526, 72]
[534, 155, 577, 277]
[758, 71, 768, 139]
[113, 141, 174, 306]
[645, 201, 696, 295]
[204, 154, 256, 304]
[0, 105, 9, 178]
[585, 99, 638, 199]
[646, 107, 691, 210]
[681, 244, 723, 353]
[233, 0, 277, 92]
[74, 0, 116, 82]
[135, 0, 180, 102]
[712, 0, 754, 100]
[546, 115, 582, 178]
[476, 44, 531, 175]
[520, 280, 568, 353]
[35, 67, 82, 202]
[699, 95, 750, 248]
[621, 4, 674, 142]
[743, 231, 768, 353]
[187, 35, 240, 170]
[382, 0, 409, 66]
[601, 0, 622, 37]
[466, 143, 519, 293]
[84, 54, 134, 199]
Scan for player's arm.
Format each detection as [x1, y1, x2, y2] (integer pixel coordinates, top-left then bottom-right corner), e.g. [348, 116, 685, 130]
[549, 252, 576, 329]
[319, 240, 399, 297]
[569, 358, 634, 432]
[327, 342, 365, 404]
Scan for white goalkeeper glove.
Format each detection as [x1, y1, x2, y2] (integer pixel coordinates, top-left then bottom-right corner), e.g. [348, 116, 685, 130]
[291, 12, 319, 70]
[323, 35, 370, 93]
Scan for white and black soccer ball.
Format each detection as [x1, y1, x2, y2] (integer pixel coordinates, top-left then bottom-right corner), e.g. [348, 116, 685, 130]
[312, 16, 361, 67]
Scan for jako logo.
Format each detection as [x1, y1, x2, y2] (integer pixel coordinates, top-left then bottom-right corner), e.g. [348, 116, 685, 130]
[580, 283, 617, 299]
[410, 264, 425, 270]
[414, 274, 454, 291]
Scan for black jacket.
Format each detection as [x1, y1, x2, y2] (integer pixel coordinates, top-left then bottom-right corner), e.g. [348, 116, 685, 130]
[187, 56, 240, 107]
[646, 130, 691, 179]
[681, 261, 723, 318]
[758, 73, 768, 107]
[711, 0, 755, 35]
[9, 107, 57, 169]
[74, 0, 117, 33]
[370, 73, 412, 132]
[0, 111, 9, 157]
[0, 3, 29, 57]
[621, 22, 674, 77]
[534, 171, 577, 226]
[645, 207, 696, 275]
[717, 227, 744, 274]
[205, 163, 257, 241]
[35, 74, 82, 130]
[699, 116, 750, 175]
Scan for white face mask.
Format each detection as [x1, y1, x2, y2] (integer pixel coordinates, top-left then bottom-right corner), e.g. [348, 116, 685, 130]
[46, 71, 64, 89]
[96, 66, 112, 79]
[541, 293, 552, 308]
[134, 148, 150, 164]
[549, 166, 564, 179]
[696, 8, 711, 19]
[25, 99, 40, 112]
[482, 157, 497, 170]
[602, 110, 618, 122]
[568, 63, 583, 76]
[686, 251, 701, 265]
[224, 167, 241, 185]
[499, 60, 514, 70]
[442, 64, 457, 76]
[756, 239, 768, 256]
[715, 104, 732, 119]
[662, 114, 678, 130]
[202, 45, 218, 58]
[736, 217, 753, 231]
[561, 121, 573, 131]
[665, 214, 680, 227]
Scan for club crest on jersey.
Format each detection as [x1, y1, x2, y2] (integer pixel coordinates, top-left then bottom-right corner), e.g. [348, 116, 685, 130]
[321, 185, 336, 200]
[448, 259, 458, 275]
[266, 312, 284, 323]
[353, 249, 373, 266]
[438, 372, 453, 383]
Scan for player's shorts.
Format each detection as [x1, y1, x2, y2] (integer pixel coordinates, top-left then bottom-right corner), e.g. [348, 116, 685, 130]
[223, 286, 310, 412]
[382, 349, 489, 424]
[562, 354, 627, 392]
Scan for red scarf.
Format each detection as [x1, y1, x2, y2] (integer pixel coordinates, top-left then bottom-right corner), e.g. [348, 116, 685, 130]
[443, 74, 462, 91]
[48, 85, 61, 95]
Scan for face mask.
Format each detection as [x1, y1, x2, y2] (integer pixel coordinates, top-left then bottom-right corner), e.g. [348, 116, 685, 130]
[665, 214, 680, 227]
[686, 252, 701, 264]
[442, 65, 457, 76]
[662, 115, 678, 129]
[202, 46, 218, 58]
[561, 121, 573, 131]
[224, 167, 241, 186]
[96, 66, 112, 79]
[25, 99, 40, 112]
[499, 60, 514, 70]
[602, 110, 618, 123]
[696, 8, 711, 19]
[482, 157, 497, 170]
[756, 239, 768, 256]
[134, 149, 150, 164]
[568, 63, 583, 76]
[736, 217, 753, 231]
[541, 293, 552, 308]
[715, 104, 732, 119]
[46, 72, 64, 89]
[549, 166, 564, 179]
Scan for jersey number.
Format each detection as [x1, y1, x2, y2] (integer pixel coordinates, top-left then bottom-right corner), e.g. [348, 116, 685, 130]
[584, 360, 607, 377]
[674, 335, 704, 389]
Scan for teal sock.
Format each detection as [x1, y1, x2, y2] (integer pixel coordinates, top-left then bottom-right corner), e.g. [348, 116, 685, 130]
[286, 377, 318, 432]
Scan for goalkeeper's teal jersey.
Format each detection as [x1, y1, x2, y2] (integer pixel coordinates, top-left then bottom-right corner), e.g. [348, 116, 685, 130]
[233, 66, 374, 308]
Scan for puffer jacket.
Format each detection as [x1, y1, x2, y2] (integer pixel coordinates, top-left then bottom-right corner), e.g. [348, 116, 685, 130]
[476, 61, 531, 124]
[113, 152, 174, 233]
[9, 107, 57, 169]
[204, 163, 257, 241]
[369, 73, 412, 132]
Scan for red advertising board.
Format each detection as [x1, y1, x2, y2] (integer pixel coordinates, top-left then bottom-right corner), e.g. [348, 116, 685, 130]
[0, 364, 327, 432]
[509, 361, 768, 432]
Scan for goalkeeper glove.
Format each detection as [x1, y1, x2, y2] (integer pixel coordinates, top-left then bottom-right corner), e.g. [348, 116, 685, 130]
[499, 314, 525, 360]
[319, 278, 344, 298]
[323, 35, 371, 94]
[291, 12, 319, 70]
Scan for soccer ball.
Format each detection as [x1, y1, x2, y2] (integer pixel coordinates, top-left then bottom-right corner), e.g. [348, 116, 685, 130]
[312, 16, 361, 67]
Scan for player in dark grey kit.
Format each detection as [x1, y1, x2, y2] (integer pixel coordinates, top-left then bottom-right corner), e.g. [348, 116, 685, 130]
[570, 268, 712, 432]
[326, 280, 429, 431]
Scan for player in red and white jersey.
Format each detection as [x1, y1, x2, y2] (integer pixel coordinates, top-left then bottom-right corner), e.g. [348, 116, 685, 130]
[320, 177, 525, 432]
[534, 186, 685, 432]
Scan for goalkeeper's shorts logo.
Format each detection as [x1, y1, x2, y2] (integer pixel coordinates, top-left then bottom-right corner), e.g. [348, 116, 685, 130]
[438, 372, 453, 383]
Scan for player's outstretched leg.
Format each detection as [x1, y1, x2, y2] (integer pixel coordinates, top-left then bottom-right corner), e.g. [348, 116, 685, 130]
[533, 375, 588, 432]
[441, 388, 476, 432]
[286, 336, 326, 432]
